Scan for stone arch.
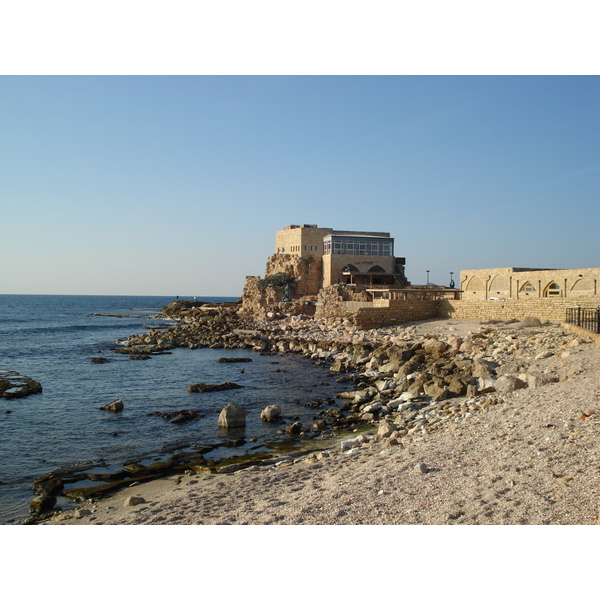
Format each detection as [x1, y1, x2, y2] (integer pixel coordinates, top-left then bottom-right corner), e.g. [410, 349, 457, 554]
[489, 275, 510, 296]
[367, 265, 386, 273]
[519, 281, 536, 295]
[464, 276, 486, 293]
[570, 277, 595, 297]
[341, 264, 360, 285]
[341, 264, 359, 273]
[543, 281, 562, 297]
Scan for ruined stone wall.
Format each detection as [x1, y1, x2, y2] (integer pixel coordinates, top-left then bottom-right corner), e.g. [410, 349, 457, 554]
[264, 253, 322, 298]
[314, 284, 371, 318]
[238, 276, 281, 318]
[439, 297, 600, 323]
[238, 276, 316, 319]
[354, 301, 439, 329]
[350, 297, 600, 330]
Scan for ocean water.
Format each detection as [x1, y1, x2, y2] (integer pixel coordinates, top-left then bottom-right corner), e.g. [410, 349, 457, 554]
[0, 295, 351, 524]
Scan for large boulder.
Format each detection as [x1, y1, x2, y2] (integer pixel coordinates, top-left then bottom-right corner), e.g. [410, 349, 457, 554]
[525, 372, 559, 388]
[29, 494, 56, 515]
[422, 339, 448, 357]
[260, 405, 282, 422]
[494, 375, 527, 394]
[218, 403, 246, 429]
[477, 376, 496, 393]
[377, 422, 397, 438]
[472, 359, 500, 378]
[424, 380, 449, 401]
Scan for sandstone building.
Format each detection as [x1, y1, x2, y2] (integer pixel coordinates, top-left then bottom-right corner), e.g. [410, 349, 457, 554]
[272, 224, 409, 293]
[460, 267, 600, 301]
[240, 225, 599, 333]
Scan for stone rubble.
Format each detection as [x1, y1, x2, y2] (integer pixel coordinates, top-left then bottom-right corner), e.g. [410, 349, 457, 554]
[46, 306, 600, 526]
[120, 301, 596, 446]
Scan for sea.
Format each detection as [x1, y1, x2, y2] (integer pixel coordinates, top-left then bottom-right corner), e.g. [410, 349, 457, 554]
[0, 294, 352, 524]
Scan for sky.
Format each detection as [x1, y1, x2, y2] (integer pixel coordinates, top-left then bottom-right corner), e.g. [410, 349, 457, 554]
[1, 75, 599, 296]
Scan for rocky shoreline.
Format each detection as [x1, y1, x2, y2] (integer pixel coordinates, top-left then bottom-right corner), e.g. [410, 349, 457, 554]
[26, 300, 600, 524]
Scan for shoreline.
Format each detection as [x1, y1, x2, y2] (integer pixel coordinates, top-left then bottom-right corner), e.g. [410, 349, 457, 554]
[37, 312, 600, 525]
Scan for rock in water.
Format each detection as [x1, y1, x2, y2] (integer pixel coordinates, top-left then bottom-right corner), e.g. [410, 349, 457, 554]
[149, 409, 203, 424]
[99, 399, 124, 412]
[286, 421, 303, 434]
[218, 403, 246, 429]
[188, 382, 243, 393]
[217, 357, 252, 363]
[29, 494, 57, 515]
[0, 370, 43, 399]
[260, 404, 282, 422]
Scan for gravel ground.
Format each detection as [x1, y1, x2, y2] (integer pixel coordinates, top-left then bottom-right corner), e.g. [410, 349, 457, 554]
[51, 321, 600, 526]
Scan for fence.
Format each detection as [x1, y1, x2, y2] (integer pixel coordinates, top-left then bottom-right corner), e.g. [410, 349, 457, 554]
[566, 307, 600, 333]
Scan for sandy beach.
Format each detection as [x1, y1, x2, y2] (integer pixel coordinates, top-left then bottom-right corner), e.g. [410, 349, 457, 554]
[46, 319, 600, 526]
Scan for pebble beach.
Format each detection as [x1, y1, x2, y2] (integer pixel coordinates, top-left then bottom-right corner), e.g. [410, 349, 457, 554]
[48, 319, 600, 526]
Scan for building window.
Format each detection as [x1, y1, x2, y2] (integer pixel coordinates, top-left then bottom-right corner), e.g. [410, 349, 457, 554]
[544, 282, 561, 297]
[520, 282, 536, 294]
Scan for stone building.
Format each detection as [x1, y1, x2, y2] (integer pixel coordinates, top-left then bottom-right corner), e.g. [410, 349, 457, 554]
[460, 267, 600, 301]
[273, 224, 409, 293]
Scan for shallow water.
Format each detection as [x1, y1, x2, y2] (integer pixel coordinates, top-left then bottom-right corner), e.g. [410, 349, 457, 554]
[0, 295, 351, 523]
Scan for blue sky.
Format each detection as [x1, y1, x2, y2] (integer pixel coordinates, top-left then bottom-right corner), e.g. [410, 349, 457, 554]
[2, 75, 599, 296]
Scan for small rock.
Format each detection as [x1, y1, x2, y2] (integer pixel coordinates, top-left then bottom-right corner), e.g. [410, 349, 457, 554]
[415, 462, 428, 474]
[286, 421, 303, 434]
[340, 437, 359, 451]
[74, 508, 92, 518]
[377, 422, 397, 438]
[124, 496, 146, 507]
[99, 399, 124, 412]
[526, 372, 559, 388]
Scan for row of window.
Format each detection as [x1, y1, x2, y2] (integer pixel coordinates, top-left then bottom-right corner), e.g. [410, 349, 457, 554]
[491, 282, 563, 296]
[323, 240, 393, 256]
[276, 245, 320, 254]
